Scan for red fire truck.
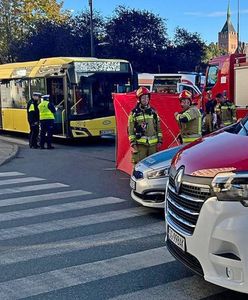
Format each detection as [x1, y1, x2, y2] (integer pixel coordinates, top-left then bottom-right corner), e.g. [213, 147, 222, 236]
[203, 53, 248, 118]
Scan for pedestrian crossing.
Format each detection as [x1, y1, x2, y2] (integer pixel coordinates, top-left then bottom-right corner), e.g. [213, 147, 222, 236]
[0, 171, 226, 299]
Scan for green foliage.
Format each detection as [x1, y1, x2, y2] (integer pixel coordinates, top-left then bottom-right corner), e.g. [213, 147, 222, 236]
[203, 42, 227, 64]
[103, 6, 168, 72]
[0, 0, 68, 63]
[167, 27, 206, 72]
[0, 3, 226, 74]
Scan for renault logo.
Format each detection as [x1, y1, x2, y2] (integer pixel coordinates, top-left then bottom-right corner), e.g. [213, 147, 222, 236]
[174, 167, 184, 194]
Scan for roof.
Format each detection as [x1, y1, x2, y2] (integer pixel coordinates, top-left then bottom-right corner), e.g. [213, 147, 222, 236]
[220, 20, 236, 33]
[0, 57, 130, 80]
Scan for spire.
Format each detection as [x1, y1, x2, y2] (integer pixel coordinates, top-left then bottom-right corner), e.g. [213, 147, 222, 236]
[227, 0, 231, 22]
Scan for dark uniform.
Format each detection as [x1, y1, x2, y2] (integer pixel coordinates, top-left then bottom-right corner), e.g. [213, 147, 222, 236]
[176, 105, 202, 144]
[215, 101, 237, 128]
[128, 105, 162, 164]
[204, 99, 217, 133]
[38, 95, 56, 149]
[27, 93, 41, 148]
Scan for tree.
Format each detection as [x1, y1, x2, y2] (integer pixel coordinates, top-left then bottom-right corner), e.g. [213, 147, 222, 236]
[104, 6, 168, 72]
[0, 0, 68, 63]
[166, 27, 206, 72]
[203, 42, 227, 64]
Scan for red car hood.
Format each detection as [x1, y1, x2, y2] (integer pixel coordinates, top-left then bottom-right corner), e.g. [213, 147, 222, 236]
[172, 131, 248, 177]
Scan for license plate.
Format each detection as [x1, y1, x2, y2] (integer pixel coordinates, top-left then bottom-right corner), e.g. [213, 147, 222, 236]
[100, 130, 115, 135]
[130, 178, 136, 190]
[168, 226, 186, 252]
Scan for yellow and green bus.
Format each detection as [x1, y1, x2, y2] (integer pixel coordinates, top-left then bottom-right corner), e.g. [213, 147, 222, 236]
[0, 57, 136, 138]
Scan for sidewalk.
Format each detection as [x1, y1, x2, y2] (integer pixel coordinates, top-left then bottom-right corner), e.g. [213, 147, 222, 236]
[0, 139, 19, 166]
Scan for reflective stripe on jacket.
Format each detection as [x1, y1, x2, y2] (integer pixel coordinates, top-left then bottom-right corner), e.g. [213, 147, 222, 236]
[128, 105, 162, 146]
[215, 102, 236, 126]
[27, 99, 39, 124]
[176, 105, 202, 143]
[38, 101, 55, 121]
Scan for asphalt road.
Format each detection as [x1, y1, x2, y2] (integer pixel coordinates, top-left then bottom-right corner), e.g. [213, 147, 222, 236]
[0, 136, 246, 299]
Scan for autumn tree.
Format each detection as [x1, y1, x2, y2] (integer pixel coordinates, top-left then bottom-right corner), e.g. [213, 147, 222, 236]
[0, 0, 68, 63]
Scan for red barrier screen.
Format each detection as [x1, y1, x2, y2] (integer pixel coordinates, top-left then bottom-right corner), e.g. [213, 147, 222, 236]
[114, 92, 181, 174]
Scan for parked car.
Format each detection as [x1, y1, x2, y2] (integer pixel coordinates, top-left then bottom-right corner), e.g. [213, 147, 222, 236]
[130, 145, 184, 208]
[165, 116, 248, 293]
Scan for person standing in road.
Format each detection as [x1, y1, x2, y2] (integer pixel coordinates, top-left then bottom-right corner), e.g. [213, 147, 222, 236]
[215, 93, 237, 128]
[128, 87, 163, 165]
[38, 95, 56, 149]
[175, 90, 202, 144]
[204, 90, 217, 134]
[27, 92, 41, 149]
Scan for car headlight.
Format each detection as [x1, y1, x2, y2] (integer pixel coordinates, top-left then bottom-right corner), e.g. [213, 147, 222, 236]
[212, 172, 248, 206]
[147, 167, 169, 179]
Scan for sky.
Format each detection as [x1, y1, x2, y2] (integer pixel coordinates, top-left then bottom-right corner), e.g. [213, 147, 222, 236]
[62, 0, 248, 44]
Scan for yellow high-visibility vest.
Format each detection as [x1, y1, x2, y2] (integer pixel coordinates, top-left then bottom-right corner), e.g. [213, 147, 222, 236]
[38, 101, 55, 120]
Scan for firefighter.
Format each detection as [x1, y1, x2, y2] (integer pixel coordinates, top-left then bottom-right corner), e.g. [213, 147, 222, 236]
[215, 93, 237, 128]
[204, 90, 217, 134]
[27, 92, 41, 149]
[175, 90, 202, 144]
[38, 95, 56, 149]
[128, 87, 162, 165]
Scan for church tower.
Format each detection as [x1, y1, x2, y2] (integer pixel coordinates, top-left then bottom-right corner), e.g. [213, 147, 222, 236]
[218, 0, 238, 54]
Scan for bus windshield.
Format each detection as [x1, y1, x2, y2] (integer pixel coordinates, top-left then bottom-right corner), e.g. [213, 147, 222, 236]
[69, 61, 133, 118]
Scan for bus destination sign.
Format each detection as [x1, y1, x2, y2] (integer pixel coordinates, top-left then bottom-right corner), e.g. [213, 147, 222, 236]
[74, 61, 121, 73]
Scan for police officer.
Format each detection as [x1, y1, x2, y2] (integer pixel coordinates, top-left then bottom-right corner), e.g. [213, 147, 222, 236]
[175, 90, 202, 144]
[38, 95, 56, 149]
[27, 92, 41, 148]
[128, 87, 162, 165]
[215, 93, 236, 128]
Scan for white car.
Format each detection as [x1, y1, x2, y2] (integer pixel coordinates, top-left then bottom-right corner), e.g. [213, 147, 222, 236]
[130, 145, 183, 208]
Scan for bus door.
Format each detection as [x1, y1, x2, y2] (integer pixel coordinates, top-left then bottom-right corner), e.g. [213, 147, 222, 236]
[46, 77, 66, 136]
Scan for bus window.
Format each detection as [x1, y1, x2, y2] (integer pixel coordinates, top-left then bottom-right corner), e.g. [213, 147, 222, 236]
[30, 78, 46, 97]
[1, 79, 29, 108]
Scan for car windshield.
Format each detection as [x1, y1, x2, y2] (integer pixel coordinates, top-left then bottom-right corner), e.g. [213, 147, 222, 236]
[225, 115, 248, 136]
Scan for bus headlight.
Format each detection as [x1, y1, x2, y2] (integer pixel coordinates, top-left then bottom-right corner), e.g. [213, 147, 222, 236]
[212, 172, 248, 205]
[147, 167, 169, 179]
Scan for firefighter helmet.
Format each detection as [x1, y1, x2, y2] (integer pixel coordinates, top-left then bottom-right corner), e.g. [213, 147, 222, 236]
[179, 90, 192, 101]
[136, 86, 150, 99]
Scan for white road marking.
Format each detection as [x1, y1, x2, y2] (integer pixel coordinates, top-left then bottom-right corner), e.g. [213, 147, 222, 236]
[0, 207, 154, 241]
[0, 197, 126, 221]
[0, 247, 173, 299]
[0, 221, 165, 265]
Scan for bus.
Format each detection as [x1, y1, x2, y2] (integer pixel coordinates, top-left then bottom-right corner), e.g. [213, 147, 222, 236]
[0, 57, 136, 138]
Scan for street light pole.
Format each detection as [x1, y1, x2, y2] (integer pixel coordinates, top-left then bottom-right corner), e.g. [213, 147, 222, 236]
[89, 0, 95, 57]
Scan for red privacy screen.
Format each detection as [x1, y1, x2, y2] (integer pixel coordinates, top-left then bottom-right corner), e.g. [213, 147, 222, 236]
[113, 92, 181, 175]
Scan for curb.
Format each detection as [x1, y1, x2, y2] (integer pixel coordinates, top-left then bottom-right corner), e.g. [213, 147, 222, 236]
[0, 143, 19, 167]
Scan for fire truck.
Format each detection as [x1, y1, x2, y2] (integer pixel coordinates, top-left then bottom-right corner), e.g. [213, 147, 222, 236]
[203, 53, 248, 118]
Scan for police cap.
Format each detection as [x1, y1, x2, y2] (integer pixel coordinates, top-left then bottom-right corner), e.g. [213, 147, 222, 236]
[41, 94, 50, 100]
[32, 92, 42, 97]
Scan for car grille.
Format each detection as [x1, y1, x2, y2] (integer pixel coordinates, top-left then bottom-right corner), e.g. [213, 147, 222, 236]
[133, 170, 143, 179]
[167, 175, 211, 235]
[167, 239, 204, 276]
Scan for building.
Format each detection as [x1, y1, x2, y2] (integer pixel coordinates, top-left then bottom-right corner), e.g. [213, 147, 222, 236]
[218, 1, 238, 54]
